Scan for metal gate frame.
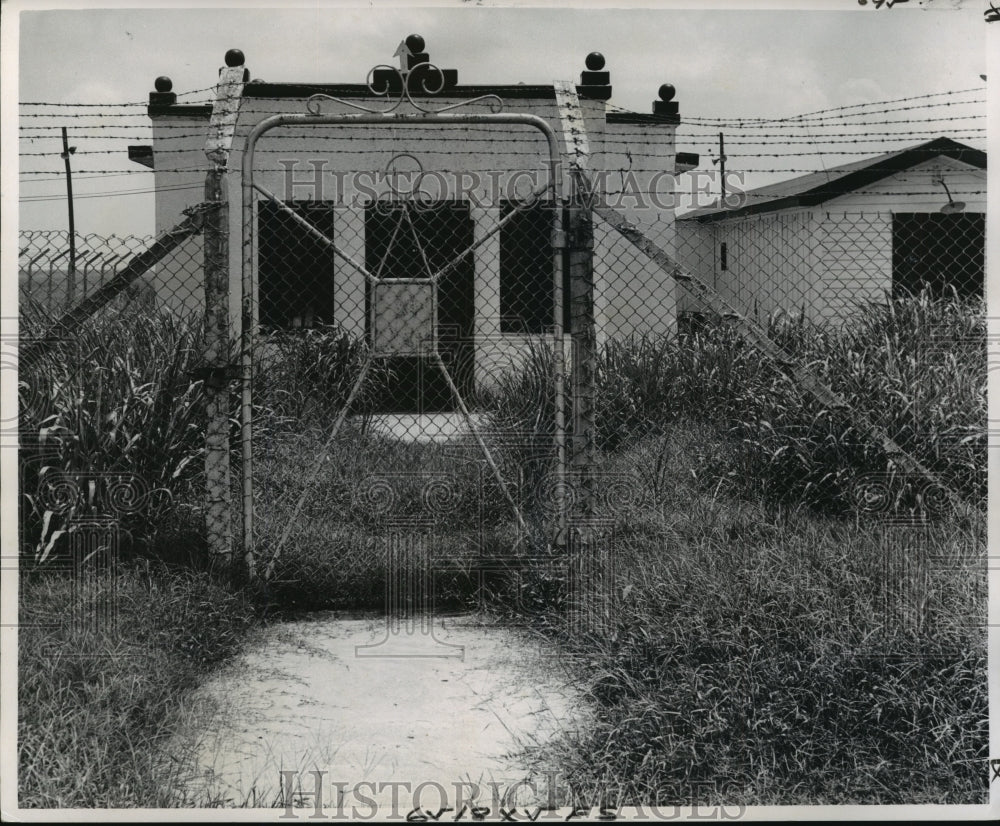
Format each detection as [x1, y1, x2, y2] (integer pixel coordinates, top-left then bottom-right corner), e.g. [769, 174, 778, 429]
[239, 108, 569, 575]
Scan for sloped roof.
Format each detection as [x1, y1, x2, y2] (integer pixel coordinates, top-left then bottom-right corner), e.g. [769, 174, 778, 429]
[677, 137, 986, 223]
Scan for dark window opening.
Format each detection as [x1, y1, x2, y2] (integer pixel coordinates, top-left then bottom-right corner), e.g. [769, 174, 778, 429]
[364, 200, 475, 413]
[720, 241, 728, 272]
[257, 200, 336, 329]
[892, 212, 984, 300]
[499, 201, 568, 333]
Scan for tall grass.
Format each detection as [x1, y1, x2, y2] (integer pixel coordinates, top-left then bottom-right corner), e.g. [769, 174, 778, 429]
[484, 293, 985, 515]
[19, 298, 211, 563]
[478, 293, 987, 804]
[255, 424, 530, 612]
[529, 426, 987, 805]
[18, 291, 986, 806]
[18, 562, 258, 807]
[252, 323, 387, 429]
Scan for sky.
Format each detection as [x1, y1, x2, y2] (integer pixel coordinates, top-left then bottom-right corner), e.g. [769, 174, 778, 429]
[10, 0, 990, 238]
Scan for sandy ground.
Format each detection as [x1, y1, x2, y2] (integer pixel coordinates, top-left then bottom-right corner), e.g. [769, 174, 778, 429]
[166, 613, 588, 814]
[367, 412, 489, 443]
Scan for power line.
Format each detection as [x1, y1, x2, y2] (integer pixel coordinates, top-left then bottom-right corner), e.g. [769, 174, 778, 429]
[19, 183, 202, 203]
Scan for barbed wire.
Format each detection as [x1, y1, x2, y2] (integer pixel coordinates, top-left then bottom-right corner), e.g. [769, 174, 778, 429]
[668, 100, 987, 128]
[17, 128, 987, 159]
[18, 88, 218, 106]
[16, 82, 985, 116]
[672, 85, 986, 123]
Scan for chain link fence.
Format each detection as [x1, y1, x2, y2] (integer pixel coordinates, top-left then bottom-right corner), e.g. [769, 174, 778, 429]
[598, 205, 986, 516]
[18, 196, 986, 581]
[241, 122, 574, 614]
[17, 219, 212, 584]
[18, 228, 207, 321]
[14, 162, 985, 646]
[674, 210, 985, 328]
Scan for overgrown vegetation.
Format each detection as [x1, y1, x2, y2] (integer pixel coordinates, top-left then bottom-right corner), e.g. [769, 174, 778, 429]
[17, 291, 987, 807]
[475, 293, 987, 805]
[527, 425, 987, 805]
[19, 298, 210, 565]
[492, 292, 985, 514]
[18, 563, 258, 807]
[17, 297, 248, 808]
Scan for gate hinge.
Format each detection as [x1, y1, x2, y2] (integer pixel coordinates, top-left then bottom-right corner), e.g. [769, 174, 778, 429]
[192, 364, 242, 388]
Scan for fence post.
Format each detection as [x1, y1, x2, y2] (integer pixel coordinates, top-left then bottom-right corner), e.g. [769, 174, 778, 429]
[201, 169, 233, 572]
[201, 54, 247, 574]
[566, 194, 597, 520]
[553, 79, 596, 545]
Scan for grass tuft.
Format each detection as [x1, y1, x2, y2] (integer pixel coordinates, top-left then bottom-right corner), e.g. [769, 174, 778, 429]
[18, 563, 259, 808]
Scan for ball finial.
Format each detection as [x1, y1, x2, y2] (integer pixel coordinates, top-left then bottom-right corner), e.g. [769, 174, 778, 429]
[585, 52, 605, 71]
[224, 49, 245, 67]
[154, 76, 173, 93]
[658, 83, 676, 102]
[405, 34, 425, 53]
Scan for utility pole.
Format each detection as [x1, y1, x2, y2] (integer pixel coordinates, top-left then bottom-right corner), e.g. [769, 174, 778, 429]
[61, 127, 77, 307]
[718, 132, 727, 205]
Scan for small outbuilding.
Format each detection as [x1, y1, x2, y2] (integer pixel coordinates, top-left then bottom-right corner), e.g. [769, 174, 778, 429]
[676, 137, 986, 326]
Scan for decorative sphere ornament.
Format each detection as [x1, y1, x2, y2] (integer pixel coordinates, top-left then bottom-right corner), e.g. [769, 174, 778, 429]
[658, 83, 676, 102]
[405, 34, 425, 53]
[224, 49, 245, 67]
[585, 52, 606, 71]
[154, 76, 173, 93]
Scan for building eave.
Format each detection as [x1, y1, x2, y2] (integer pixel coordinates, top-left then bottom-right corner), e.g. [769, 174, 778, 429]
[679, 137, 986, 224]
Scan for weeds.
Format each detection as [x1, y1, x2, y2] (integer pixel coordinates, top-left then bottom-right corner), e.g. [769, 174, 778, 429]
[530, 425, 988, 805]
[18, 562, 258, 807]
[19, 298, 210, 563]
[17, 291, 986, 807]
[483, 292, 985, 516]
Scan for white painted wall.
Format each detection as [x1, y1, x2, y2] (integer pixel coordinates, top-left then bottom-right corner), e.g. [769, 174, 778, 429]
[676, 158, 986, 326]
[149, 113, 212, 317]
[147, 86, 679, 389]
[675, 219, 716, 314]
[594, 116, 678, 343]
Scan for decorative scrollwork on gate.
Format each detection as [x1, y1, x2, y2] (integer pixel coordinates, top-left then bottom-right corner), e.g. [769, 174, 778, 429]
[305, 35, 503, 116]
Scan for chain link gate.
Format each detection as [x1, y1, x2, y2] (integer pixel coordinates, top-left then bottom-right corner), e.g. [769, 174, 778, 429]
[234, 70, 617, 640]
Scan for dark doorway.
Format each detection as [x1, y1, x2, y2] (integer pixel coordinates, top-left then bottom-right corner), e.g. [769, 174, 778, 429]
[365, 201, 475, 413]
[892, 212, 984, 300]
[257, 200, 336, 328]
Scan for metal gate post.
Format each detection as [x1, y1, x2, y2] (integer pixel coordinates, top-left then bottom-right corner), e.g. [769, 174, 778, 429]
[567, 195, 597, 520]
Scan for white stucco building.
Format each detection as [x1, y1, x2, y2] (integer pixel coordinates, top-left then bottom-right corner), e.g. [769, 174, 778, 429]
[132, 38, 697, 408]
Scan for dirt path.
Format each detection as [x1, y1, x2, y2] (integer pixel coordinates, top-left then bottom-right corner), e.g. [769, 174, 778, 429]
[167, 613, 588, 814]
